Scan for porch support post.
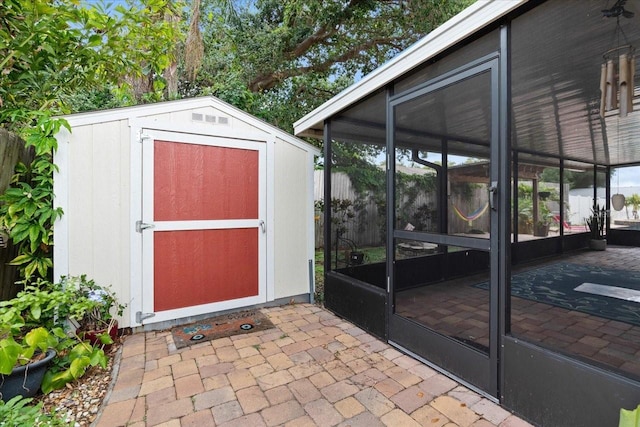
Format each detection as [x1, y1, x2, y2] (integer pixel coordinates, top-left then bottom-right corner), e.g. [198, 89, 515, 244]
[385, 84, 395, 334]
[498, 23, 512, 400]
[606, 166, 611, 235]
[323, 121, 332, 274]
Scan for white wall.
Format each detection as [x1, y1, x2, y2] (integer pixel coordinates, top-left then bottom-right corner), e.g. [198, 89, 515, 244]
[136, 106, 263, 135]
[56, 119, 133, 326]
[569, 191, 640, 225]
[274, 137, 313, 299]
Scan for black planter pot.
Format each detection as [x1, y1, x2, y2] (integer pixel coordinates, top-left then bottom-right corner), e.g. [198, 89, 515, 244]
[0, 349, 55, 401]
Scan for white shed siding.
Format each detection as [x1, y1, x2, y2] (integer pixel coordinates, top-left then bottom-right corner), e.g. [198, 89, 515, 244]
[55, 97, 319, 329]
[274, 138, 312, 299]
[62, 119, 134, 325]
[137, 107, 260, 134]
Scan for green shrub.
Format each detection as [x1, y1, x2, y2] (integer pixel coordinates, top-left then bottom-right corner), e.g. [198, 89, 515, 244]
[0, 276, 123, 393]
[0, 396, 70, 426]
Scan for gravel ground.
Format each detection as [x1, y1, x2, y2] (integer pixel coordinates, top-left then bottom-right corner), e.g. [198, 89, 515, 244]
[34, 341, 121, 426]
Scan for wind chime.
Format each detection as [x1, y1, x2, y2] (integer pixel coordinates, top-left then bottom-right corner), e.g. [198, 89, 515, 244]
[599, 2, 635, 119]
[600, 1, 636, 211]
[600, 44, 635, 119]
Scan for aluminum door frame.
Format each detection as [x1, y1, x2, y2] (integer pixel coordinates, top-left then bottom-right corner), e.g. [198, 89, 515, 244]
[386, 54, 502, 398]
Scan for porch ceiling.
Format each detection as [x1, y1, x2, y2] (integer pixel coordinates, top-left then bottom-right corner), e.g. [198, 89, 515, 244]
[511, 0, 640, 167]
[299, 1, 640, 168]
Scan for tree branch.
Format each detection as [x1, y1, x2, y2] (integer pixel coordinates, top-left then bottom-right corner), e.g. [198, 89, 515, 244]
[287, 0, 370, 59]
[249, 36, 402, 92]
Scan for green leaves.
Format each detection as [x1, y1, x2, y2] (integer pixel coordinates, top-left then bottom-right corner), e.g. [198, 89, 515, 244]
[1, 0, 182, 128]
[0, 337, 22, 374]
[0, 395, 71, 426]
[40, 342, 107, 394]
[0, 328, 57, 375]
[187, 0, 471, 138]
[0, 113, 67, 280]
[1, 1, 183, 282]
[0, 278, 118, 396]
[24, 327, 57, 352]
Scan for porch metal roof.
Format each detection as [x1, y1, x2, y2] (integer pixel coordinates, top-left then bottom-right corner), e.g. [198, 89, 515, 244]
[294, 0, 640, 168]
[293, 0, 527, 139]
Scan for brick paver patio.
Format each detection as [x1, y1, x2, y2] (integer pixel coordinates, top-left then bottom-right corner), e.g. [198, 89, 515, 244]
[95, 304, 532, 427]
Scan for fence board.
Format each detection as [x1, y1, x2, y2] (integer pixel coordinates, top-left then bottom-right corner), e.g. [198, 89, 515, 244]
[315, 171, 491, 249]
[0, 129, 31, 300]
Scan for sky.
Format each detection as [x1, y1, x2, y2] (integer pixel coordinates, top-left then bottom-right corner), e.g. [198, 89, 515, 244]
[613, 166, 640, 188]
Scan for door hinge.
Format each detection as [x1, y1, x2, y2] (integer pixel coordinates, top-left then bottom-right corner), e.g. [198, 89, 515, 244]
[136, 311, 155, 323]
[136, 220, 155, 233]
[137, 130, 152, 143]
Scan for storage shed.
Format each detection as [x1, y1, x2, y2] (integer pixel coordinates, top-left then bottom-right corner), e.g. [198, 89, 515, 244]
[53, 96, 319, 329]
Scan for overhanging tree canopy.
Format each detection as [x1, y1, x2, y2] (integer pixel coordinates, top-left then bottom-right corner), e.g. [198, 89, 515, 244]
[181, 0, 472, 132]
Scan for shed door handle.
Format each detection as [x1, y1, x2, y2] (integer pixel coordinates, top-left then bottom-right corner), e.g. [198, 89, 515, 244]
[259, 220, 266, 233]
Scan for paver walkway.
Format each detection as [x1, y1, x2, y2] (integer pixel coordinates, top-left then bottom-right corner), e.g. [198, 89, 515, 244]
[94, 304, 533, 427]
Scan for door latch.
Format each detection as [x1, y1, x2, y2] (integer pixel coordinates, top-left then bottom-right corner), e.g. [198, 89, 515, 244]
[136, 221, 155, 233]
[259, 220, 266, 233]
[489, 182, 498, 211]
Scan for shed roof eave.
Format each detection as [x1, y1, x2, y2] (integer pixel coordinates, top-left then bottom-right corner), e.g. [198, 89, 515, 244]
[58, 96, 319, 155]
[293, 0, 528, 139]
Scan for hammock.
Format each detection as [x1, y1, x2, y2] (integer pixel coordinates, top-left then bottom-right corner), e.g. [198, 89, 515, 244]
[453, 202, 489, 225]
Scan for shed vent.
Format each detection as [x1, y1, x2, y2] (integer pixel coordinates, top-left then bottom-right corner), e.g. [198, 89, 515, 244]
[191, 112, 230, 125]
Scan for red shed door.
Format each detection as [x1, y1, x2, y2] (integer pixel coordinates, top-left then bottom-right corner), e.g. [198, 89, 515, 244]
[140, 129, 266, 324]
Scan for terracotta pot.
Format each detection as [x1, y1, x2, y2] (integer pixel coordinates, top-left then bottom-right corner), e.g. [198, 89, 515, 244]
[81, 320, 118, 349]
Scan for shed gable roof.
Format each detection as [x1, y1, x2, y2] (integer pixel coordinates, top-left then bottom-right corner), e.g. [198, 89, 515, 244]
[62, 96, 320, 155]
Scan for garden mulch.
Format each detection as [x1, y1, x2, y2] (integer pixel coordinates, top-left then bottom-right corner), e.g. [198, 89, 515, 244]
[34, 341, 121, 426]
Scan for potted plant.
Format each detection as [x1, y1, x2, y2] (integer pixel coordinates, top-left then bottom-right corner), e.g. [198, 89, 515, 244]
[0, 277, 121, 399]
[533, 220, 550, 237]
[533, 213, 553, 237]
[0, 323, 58, 401]
[585, 204, 607, 250]
[626, 193, 640, 220]
[0, 284, 65, 400]
[61, 275, 125, 348]
[517, 200, 534, 235]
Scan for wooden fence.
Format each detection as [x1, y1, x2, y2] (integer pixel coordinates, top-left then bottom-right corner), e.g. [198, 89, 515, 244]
[314, 171, 489, 249]
[0, 128, 32, 300]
